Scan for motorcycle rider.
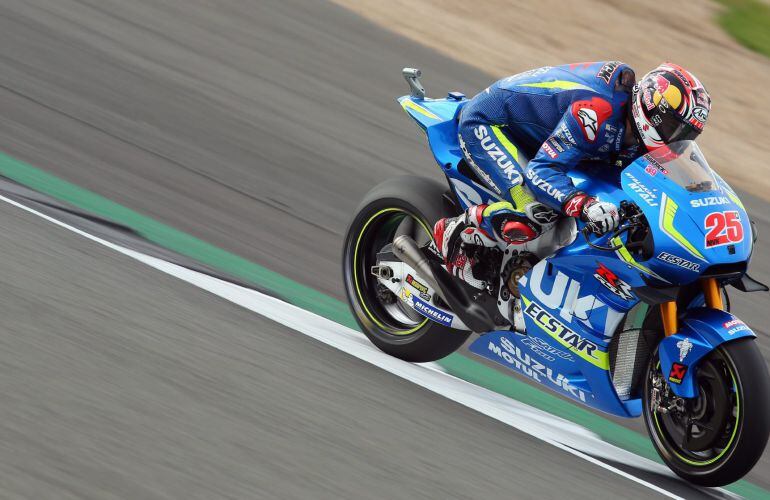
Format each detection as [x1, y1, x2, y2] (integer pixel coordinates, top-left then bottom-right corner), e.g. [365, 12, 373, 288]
[434, 61, 712, 289]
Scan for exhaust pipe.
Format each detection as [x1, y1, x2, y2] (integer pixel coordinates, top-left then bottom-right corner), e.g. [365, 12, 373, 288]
[392, 235, 496, 333]
[392, 235, 446, 302]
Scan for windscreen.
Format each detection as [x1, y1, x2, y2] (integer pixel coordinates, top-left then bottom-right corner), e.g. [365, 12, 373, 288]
[643, 140, 717, 193]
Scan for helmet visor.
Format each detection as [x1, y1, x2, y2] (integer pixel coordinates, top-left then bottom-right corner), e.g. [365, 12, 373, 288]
[652, 112, 701, 143]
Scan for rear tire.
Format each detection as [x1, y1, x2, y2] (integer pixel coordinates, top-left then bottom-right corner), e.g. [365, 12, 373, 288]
[643, 338, 770, 486]
[342, 176, 470, 362]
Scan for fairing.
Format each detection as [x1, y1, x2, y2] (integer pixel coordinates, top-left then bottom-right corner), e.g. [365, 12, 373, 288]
[658, 308, 755, 398]
[397, 95, 504, 208]
[398, 93, 755, 416]
[618, 145, 752, 284]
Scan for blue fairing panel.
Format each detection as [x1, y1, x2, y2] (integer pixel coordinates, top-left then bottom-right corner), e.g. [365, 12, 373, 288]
[398, 96, 466, 167]
[619, 157, 752, 285]
[397, 95, 463, 130]
[398, 94, 503, 209]
[659, 308, 755, 398]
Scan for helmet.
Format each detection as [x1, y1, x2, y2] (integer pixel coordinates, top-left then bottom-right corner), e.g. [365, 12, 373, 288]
[630, 63, 711, 151]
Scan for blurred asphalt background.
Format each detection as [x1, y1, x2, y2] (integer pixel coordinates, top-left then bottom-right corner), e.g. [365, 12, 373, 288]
[0, 0, 769, 498]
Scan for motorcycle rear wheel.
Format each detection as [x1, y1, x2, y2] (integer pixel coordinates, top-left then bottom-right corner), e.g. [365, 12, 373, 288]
[643, 338, 770, 486]
[342, 176, 470, 362]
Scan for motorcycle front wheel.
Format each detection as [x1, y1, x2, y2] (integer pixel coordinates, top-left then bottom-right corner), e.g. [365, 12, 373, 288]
[643, 338, 770, 486]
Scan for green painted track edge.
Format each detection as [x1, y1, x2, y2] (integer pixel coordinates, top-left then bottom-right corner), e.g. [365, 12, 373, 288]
[0, 150, 763, 498]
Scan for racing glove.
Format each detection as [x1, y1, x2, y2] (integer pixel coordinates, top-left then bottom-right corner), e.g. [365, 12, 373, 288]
[563, 193, 620, 235]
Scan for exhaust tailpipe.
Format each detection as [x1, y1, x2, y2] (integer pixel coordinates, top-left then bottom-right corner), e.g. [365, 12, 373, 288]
[392, 235, 496, 333]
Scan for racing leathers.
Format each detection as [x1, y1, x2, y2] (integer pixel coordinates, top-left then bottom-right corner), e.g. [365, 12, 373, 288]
[435, 61, 640, 288]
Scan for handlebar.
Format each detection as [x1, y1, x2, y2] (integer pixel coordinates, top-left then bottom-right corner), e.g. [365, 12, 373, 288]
[581, 201, 645, 252]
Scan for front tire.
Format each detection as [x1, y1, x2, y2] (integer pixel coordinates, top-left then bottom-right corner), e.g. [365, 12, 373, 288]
[643, 338, 770, 486]
[342, 176, 470, 362]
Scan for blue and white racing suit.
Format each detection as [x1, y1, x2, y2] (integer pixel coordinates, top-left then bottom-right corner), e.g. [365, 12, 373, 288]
[458, 61, 639, 239]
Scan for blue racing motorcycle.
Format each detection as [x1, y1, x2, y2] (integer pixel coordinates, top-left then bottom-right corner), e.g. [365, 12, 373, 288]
[342, 68, 770, 486]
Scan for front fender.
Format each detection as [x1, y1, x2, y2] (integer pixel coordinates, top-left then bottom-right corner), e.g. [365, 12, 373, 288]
[659, 308, 755, 398]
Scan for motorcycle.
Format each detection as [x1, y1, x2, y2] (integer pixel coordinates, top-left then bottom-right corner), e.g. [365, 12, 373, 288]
[342, 68, 770, 486]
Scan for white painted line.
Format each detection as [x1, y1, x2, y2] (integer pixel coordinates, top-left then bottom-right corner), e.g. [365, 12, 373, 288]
[1, 193, 736, 500]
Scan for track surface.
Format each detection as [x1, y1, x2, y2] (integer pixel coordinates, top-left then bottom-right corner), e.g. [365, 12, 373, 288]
[1, 199, 671, 500]
[0, 0, 768, 496]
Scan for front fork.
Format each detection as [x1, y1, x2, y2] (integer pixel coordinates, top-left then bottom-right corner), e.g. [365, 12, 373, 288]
[660, 277, 722, 336]
[653, 278, 723, 411]
[654, 277, 754, 399]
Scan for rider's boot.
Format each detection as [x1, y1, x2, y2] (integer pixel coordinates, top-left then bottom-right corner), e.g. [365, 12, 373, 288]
[433, 205, 540, 290]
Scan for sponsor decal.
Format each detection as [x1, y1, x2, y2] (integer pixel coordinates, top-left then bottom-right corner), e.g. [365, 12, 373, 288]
[563, 195, 585, 217]
[690, 196, 729, 208]
[677, 337, 693, 362]
[524, 301, 601, 363]
[487, 337, 586, 401]
[471, 167, 501, 195]
[526, 261, 623, 343]
[475, 126, 523, 184]
[593, 263, 634, 301]
[614, 127, 624, 151]
[723, 319, 750, 335]
[426, 240, 442, 259]
[530, 204, 559, 224]
[541, 141, 558, 159]
[704, 211, 744, 248]
[729, 325, 750, 335]
[571, 97, 612, 143]
[596, 61, 622, 84]
[642, 88, 655, 111]
[650, 114, 662, 126]
[548, 137, 565, 153]
[521, 336, 573, 362]
[526, 169, 567, 203]
[689, 116, 704, 131]
[644, 164, 665, 176]
[459, 134, 502, 195]
[405, 274, 431, 301]
[556, 123, 577, 146]
[668, 362, 688, 384]
[406, 290, 453, 327]
[577, 108, 598, 141]
[657, 252, 701, 272]
[604, 123, 617, 140]
[652, 74, 685, 114]
[653, 74, 670, 95]
[624, 172, 659, 207]
[668, 67, 693, 89]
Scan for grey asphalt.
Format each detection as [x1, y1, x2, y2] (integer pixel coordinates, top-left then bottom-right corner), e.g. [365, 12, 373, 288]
[0, 192, 671, 499]
[0, 0, 767, 496]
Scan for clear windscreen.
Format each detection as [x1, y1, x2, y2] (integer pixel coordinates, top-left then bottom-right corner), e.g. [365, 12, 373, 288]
[643, 140, 717, 193]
